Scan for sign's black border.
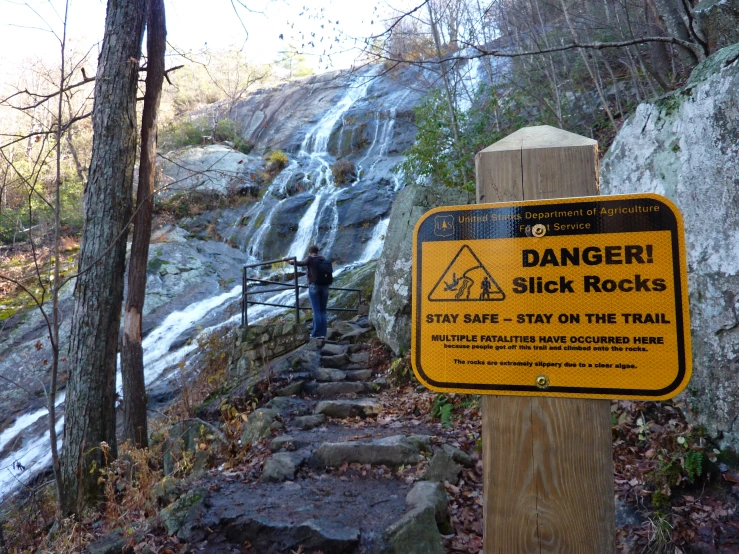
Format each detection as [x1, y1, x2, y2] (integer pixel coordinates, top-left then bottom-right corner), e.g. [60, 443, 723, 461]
[413, 196, 687, 396]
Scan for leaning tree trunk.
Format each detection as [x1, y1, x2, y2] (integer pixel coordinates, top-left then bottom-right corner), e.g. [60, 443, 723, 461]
[59, 0, 145, 516]
[121, 0, 166, 449]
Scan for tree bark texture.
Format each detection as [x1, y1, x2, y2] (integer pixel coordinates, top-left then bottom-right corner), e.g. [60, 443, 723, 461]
[121, 0, 166, 449]
[59, 0, 145, 515]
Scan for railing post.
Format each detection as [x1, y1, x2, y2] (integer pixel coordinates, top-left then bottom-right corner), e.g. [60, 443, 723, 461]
[293, 257, 300, 324]
[242, 265, 247, 327]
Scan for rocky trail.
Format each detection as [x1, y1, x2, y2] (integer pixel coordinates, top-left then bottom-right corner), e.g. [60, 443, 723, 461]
[86, 316, 484, 554]
[79, 310, 739, 554]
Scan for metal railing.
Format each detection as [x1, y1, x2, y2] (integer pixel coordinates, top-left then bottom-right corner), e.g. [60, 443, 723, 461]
[241, 256, 362, 326]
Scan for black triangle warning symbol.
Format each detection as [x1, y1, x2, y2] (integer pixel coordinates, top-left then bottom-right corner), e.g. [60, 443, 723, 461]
[428, 245, 505, 302]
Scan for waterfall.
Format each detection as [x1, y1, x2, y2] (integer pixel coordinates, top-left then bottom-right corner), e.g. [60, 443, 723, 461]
[301, 69, 377, 154]
[0, 65, 416, 502]
[357, 218, 390, 263]
[457, 56, 484, 113]
[286, 193, 320, 259]
[0, 418, 64, 500]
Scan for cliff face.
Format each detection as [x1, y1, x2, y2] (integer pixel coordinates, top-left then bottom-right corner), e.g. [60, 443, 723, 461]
[601, 45, 739, 447]
[229, 67, 424, 156]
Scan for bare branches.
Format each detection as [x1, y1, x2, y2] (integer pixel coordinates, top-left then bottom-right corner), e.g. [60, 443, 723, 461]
[0, 272, 52, 336]
[364, 33, 706, 68]
[0, 112, 92, 150]
[467, 35, 705, 60]
[365, 1, 431, 41]
[163, 64, 184, 85]
[0, 76, 95, 111]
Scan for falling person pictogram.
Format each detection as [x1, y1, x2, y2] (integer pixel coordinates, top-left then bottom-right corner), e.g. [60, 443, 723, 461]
[428, 245, 505, 301]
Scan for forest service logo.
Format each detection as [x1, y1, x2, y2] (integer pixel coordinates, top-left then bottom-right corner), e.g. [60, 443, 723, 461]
[433, 215, 455, 237]
[428, 245, 505, 301]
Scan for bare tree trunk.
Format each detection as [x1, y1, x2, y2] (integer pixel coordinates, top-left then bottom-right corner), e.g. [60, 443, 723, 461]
[645, 1, 673, 89]
[65, 97, 87, 184]
[560, 0, 617, 129]
[426, 2, 461, 146]
[48, 0, 71, 506]
[651, 0, 702, 70]
[532, 0, 564, 126]
[59, 0, 145, 516]
[121, 0, 166, 449]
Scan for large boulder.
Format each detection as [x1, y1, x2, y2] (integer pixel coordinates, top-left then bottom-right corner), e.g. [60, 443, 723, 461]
[369, 184, 474, 355]
[158, 144, 262, 200]
[694, 0, 739, 53]
[601, 45, 739, 447]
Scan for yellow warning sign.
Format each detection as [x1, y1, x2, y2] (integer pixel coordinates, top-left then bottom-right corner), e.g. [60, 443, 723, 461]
[411, 194, 691, 401]
[428, 245, 505, 302]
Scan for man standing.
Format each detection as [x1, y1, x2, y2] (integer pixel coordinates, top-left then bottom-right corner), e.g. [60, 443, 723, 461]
[287, 245, 331, 338]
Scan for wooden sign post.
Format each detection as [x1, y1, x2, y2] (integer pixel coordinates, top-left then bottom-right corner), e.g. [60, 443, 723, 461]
[475, 126, 615, 552]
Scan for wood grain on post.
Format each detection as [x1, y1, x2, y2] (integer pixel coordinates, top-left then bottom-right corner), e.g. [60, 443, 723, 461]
[475, 126, 615, 553]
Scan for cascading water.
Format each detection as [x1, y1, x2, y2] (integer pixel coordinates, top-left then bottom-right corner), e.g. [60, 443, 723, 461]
[300, 71, 377, 154]
[286, 193, 320, 259]
[357, 218, 390, 263]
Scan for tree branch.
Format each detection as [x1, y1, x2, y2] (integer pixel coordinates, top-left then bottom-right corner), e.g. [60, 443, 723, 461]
[364, 34, 706, 68]
[0, 76, 95, 111]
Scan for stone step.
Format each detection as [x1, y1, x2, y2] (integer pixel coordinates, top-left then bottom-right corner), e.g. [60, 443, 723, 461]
[269, 435, 309, 452]
[276, 380, 304, 397]
[314, 398, 381, 419]
[345, 369, 373, 382]
[313, 368, 347, 382]
[320, 353, 350, 369]
[303, 380, 371, 397]
[264, 396, 312, 416]
[204, 502, 361, 552]
[349, 351, 370, 365]
[313, 381, 370, 397]
[310, 435, 432, 468]
[259, 450, 307, 483]
[200, 478, 407, 553]
[340, 327, 372, 344]
[311, 368, 375, 383]
[292, 413, 326, 430]
[320, 343, 348, 357]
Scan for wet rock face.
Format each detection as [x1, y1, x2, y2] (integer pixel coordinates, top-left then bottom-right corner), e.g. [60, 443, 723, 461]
[227, 71, 347, 153]
[601, 45, 739, 447]
[218, 66, 424, 265]
[226, 68, 423, 156]
[260, 192, 316, 260]
[370, 184, 475, 355]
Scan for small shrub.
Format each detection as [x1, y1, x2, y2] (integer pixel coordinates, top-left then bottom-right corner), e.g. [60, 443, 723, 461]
[213, 118, 253, 154]
[213, 118, 239, 142]
[103, 441, 161, 526]
[265, 150, 289, 174]
[429, 394, 455, 428]
[387, 351, 414, 384]
[331, 158, 356, 185]
[160, 117, 211, 149]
